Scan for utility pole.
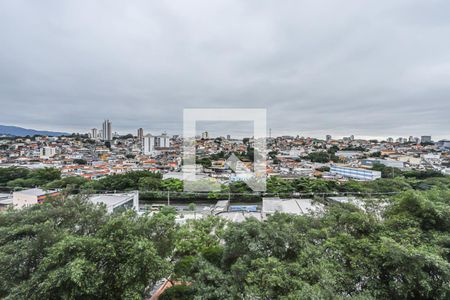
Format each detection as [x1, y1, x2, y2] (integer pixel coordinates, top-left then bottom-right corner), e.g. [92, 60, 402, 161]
[167, 190, 170, 206]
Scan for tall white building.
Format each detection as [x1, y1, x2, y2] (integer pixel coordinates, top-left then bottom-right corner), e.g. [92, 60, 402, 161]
[102, 120, 112, 141]
[201, 131, 209, 139]
[40, 147, 57, 159]
[91, 128, 98, 140]
[143, 133, 170, 155]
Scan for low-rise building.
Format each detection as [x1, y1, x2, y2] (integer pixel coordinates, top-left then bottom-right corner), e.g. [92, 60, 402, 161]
[361, 158, 405, 169]
[335, 151, 365, 160]
[330, 165, 381, 181]
[262, 197, 323, 217]
[13, 188, 60, 209]
[87, 191, 139, 213]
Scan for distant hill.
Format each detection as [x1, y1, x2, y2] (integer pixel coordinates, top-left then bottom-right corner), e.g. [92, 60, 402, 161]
[0, 125, 69, 137]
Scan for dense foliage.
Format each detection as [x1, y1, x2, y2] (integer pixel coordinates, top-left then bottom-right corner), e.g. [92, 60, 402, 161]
[0, 167, 61, 189]
[0, 196, 174, 299]
[0, 185, 449, 299]
[165, 190, 450, 299]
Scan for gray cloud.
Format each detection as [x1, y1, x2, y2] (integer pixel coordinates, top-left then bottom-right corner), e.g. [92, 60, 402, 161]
[0, 0, 450, 139]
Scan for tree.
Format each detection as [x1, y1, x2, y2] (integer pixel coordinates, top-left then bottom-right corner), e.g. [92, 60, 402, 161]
[403, 170, 444, 179]
[375, 237, 450, 299]
[45, 176, 88, 190]
[371, 163, 402, 178]
[0, 196, 172, 299]
[385, 189, 450, 232]
[197, 157, 212, 168]
[31, 168, 61, 184]
[136, 207, 177, 257]
[187, 203, 196, 212]
[1, 167, 62, 189]
[174, 217, 227, 258]
[307, 151, 331, 163]
[229, 181, 253, 194]
[6, 177, 41, 188]
[82, 171, 161, 192]
[0, 167, 30, 185]
[138, 177, 162, 191]
[161, 179, 183, 192]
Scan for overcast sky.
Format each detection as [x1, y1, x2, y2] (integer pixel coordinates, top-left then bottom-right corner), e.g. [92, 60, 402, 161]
[1, 0, 450, 139]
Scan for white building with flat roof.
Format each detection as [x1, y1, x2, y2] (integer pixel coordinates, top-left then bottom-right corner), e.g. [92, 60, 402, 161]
[330, 165, 381, 181]
[262, 197, 323, 217]
[143, 134, 170, 155]
[13, 188, 60, 209]
[88, 191, 139, 213]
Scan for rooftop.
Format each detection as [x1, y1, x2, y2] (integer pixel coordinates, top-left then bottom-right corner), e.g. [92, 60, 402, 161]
[262, 197, 323, 215]
[218, 211, 262, 222]
[13, 188, 57, 197]
[88, 192, 137, 212]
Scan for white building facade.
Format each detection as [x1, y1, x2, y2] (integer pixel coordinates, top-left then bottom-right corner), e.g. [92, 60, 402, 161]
[143, 134, 170, 155]
[330, 165, 382, 181]
[13, 188, 60, 209]
[40, 147, 57, 159]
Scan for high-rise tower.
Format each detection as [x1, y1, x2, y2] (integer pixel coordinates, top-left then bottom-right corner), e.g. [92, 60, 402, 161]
[102, 120, 112, 141]
[137, 128, 144, 141]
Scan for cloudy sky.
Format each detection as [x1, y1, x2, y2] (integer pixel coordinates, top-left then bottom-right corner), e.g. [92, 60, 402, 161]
[1, 0, 450, 139]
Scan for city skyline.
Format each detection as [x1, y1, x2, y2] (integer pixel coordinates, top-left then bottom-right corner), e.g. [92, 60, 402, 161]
[0, 120, 446, 142]
[1, 1, 450, 139]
